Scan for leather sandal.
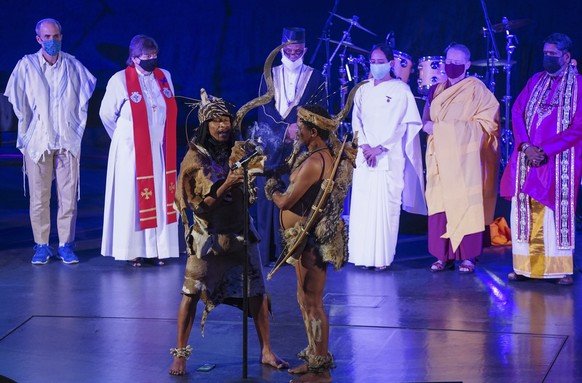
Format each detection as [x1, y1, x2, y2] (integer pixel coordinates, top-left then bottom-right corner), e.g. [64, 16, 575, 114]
[458, 259, 475, 273]
[430, 260, 454, 272]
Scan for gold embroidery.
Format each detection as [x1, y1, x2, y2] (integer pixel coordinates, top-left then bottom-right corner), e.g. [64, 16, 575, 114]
[141, 188, 153, 200]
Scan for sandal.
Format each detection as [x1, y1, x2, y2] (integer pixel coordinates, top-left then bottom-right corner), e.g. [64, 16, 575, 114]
[430, 260, 454, 272]
[508, 272, 527, 281]
[557, 275, 573, 286]
[142, 258, 165, 266]
[127, 258, 142, 267]
[458, 259, 475, 273]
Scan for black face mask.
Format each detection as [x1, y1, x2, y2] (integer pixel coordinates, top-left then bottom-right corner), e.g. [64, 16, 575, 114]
[543, 56, 562, 74]
[138, 58, 158, 72]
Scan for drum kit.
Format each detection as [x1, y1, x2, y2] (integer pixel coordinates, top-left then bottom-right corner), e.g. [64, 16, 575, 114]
[315, 12, 463, 102]
[313, 4, 528, 167]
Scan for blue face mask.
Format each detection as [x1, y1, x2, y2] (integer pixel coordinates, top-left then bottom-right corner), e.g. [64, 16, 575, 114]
[370, 63, 391, 80]
[42, 39, 61, 56]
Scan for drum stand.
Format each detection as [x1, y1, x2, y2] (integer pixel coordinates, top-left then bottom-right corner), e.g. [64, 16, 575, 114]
[500, 23, 518, 169]
[482, 28, 498, 94]
[337, 55, 367, 141]
[322, 24, 357, 142]
[321, 15, 364, 113]
[339, 51, 348, 110]
[337, 51, 351, 141]
[480, 0, 516, 169]
[310, 0, 339, 106]
[479, 0, 500, 94]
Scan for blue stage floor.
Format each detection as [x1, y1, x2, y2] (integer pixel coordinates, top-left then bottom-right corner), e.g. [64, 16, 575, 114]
[1, 134, 581, 383]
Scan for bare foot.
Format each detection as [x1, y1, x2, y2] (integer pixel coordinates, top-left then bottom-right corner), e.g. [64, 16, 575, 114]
[169, 357, 187, 375]
[289, 371, 332, 383]
[261, 351, 289, 369]
[288, 363, 309, 374]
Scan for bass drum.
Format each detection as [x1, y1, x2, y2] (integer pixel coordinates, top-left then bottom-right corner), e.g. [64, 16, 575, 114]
[417, 56, 446, 95]
[392, 50, 413, 83]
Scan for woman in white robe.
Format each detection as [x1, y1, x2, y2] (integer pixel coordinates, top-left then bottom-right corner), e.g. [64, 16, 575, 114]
[100, 35, 179, 264]
[348, 44, 426, 269]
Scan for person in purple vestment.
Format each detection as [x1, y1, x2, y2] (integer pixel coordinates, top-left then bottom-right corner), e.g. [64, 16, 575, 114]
[500, 33, 582, 286]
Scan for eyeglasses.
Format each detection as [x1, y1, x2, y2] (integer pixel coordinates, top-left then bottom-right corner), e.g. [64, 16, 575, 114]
[283, 48, 305, 57]
[445, 59, 466, 65]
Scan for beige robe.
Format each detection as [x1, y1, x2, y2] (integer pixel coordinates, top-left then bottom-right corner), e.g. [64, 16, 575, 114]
[425, 76, 500, 251]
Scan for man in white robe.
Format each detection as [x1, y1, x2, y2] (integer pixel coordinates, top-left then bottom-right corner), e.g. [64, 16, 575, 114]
[4, 18, 96, 265]
[348, 44, 426, 270]
[256, 27, 327, 266]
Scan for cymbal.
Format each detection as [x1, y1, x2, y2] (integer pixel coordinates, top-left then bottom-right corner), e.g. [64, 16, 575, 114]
[321, 38, 369, 55]
[472, 58, 516, 67]
[329, 12, 377, 36]
[492, 18, 530, 33]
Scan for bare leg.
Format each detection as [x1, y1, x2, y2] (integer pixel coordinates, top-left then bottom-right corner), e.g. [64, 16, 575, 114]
[288, 292, 311, 374]
[249, 294, 289, 369]
[169, 293, 200, 375]
[288, 247, 332, 382]
[288, 287, 310, 375]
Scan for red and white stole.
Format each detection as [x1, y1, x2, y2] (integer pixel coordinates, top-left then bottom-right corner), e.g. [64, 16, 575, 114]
[125, 67, 178, 230]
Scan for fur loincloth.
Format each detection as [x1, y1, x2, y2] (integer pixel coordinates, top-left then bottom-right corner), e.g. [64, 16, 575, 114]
[175, 141, 266, 333]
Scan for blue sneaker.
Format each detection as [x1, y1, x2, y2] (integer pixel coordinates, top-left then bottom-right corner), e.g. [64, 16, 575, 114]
[57, 243, 79, 264]
[32, 244, 52, 265]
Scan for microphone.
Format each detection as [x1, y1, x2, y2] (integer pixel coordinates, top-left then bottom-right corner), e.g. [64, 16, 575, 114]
[231, 146, 264, 170]
[242, 137, 264, 153]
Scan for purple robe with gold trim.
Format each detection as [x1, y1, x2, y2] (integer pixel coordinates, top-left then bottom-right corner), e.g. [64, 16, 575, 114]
[501, 68, 582, 253]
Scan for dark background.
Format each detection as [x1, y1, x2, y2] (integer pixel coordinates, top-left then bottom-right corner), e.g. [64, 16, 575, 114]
[1, 0, 580, 142]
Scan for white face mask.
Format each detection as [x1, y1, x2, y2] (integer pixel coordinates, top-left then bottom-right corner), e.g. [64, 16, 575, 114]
[281, 53, 304, 71]
[370, 63, 391, 80]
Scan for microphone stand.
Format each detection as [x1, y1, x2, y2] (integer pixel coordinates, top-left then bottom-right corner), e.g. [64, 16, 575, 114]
[228, 159, 267, 383]
[241, 161, 250, 379]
